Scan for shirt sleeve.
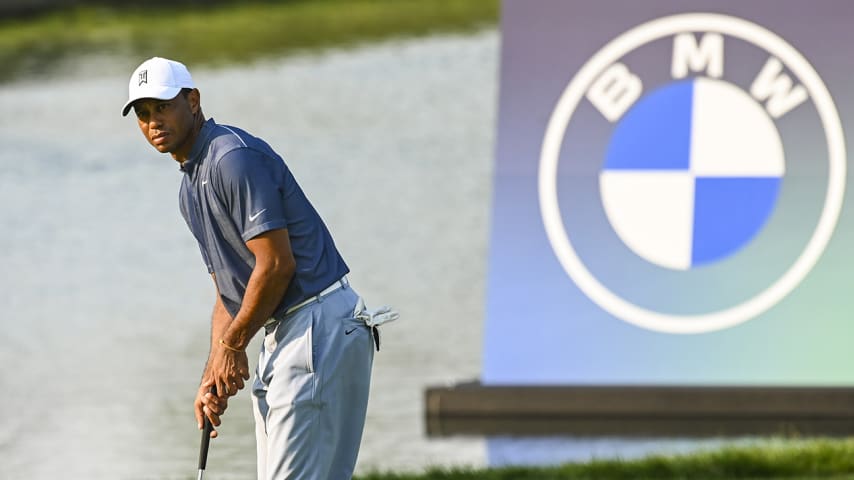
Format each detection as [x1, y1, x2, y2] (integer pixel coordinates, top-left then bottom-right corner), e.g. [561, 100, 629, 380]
[197, 241, 214, 273]
[213, 149, 289, 241]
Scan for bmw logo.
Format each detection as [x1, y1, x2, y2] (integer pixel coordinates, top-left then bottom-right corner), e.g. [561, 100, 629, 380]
[539, 14, 845, 334]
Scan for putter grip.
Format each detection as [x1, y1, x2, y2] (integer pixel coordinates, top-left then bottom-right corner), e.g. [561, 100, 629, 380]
[198, 385, 217, 470]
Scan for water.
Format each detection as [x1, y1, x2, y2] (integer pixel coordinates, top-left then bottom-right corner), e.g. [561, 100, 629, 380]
[0, 28, 775, 479]
[1, 31, 495, 479]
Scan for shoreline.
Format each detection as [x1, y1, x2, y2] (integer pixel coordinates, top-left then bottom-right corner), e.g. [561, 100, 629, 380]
[0, 0, 499, 84]
[355, 437, 854, 479]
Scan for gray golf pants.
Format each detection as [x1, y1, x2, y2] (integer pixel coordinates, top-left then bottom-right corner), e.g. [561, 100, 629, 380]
[252, 284, 374, 479]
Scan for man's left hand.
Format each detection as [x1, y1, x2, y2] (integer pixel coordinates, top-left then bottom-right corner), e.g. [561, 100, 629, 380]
[204, 345, 251, 397]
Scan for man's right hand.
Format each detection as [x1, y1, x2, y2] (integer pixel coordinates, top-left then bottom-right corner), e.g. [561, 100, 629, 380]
[194, 383, 229, 438]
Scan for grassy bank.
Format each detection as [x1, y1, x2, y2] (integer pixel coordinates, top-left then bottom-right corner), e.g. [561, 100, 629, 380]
[355, 438, 854, 480]
[0, 0, 499, 83]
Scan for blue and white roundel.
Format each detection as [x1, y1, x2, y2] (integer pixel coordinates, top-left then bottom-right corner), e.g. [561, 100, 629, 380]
[600, 77, 785, 270]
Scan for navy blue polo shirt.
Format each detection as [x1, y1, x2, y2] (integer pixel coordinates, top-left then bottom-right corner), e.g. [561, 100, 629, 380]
[178, 118, 349, 319]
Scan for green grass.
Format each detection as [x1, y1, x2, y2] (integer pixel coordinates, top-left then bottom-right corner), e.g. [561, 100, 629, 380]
[0, 0, 499, 82]
[355, 438, 854, 480]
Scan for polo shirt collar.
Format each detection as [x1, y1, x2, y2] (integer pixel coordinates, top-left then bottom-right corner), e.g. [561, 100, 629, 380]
[179, 118, 217, 174]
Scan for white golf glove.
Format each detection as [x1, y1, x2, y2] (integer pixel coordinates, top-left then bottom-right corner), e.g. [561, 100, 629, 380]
[359, 306, 400, 327]
[354, 298, 399, 351]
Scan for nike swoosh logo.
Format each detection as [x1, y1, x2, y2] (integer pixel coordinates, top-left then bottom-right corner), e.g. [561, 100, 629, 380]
[248, 209, 267, 221]
[345, 327, 358, 335]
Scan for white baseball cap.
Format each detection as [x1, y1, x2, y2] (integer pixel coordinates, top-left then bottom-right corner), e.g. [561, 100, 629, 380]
[121, 57, 195, 116]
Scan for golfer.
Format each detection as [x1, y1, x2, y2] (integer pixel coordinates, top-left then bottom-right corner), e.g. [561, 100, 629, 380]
[122, 57, 375, 479]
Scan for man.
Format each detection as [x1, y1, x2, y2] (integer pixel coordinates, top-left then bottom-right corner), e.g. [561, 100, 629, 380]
[122, 57, 385, 479]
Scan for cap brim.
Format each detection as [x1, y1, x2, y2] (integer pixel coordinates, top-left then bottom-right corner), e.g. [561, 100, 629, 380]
[121, 85, 183, 116]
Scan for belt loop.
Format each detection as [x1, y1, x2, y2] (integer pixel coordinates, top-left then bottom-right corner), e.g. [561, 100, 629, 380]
[264, 317, 281, 332]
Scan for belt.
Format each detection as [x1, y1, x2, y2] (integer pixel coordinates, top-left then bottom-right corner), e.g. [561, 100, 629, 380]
[264, 276, 349, 328]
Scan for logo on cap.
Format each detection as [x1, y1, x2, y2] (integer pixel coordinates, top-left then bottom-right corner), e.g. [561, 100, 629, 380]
[138, 70, 148, 86]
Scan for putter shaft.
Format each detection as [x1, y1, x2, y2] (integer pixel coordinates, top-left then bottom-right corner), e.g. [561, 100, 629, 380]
[197, 386, 217, 479]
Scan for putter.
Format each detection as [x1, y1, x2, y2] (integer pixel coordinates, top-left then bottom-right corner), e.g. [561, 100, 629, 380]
[197, 385, 217, 480]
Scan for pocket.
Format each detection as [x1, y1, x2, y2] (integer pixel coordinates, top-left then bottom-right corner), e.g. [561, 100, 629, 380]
[306, 311, 315, 374]
[264, 324, 278, 354]
[269, 311, 315, 374]
[264, 310, 319, 408]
